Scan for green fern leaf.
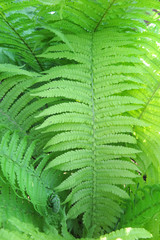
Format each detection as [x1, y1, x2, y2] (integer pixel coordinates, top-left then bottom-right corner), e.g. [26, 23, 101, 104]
[128, 23, 160, 184]
[31, 0, 158, 235]
[0, 131, 60, 216]
[0, 64, 55, 153]
[118, 184, 160, 239]
[0, 179, 44, 229]
[97, 227, 152, 240]
[0, 217, 65, 240]
[0, 2, 44, 71]
[0, 0, 159, 238]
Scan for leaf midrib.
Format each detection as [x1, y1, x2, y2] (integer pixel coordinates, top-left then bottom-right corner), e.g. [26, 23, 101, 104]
[90, 0, 117, 226]
[0, 13, 44, 72]
[94, 0, 117, 32]
[138, 82, 160, 120]
[90, 32, 96, 226]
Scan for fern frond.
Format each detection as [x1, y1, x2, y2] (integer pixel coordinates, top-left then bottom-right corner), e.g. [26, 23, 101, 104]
[0, 217, 152, 240]
[0, 218, 65, 240]
[0, 131, 60, 216]
[0, 0, 158, 238]
[0, 64, 55, 152]
[128, 18, 160, 184]
[0, 1, 44, 71]
[0, 179, 44, 229]
[96, 227, 152, 240]
[31, 0, 159, 236]
[118, 184, 160, 239]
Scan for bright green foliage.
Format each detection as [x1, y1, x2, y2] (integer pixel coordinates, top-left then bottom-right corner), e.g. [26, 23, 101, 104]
[0, 131, 60, 215]
[0, 218, 64, 240]
[119, 184, 160, 239]
[98, 227, 152, 240]
[0, 180, 42, 226]
[0, 218, 152, 240]
[0, 0, 160, 239]
[33, 0, 148, 234]
[128, 26, 160, 184]
[33, 0, 160, 235]
[0, 0, 43, 71]
[0, 64, 38, 134]
[0, 64, 54, 153]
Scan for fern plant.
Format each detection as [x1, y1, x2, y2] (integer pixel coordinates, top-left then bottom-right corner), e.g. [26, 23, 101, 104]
[0, 0, 160, 239]
[118, 184, 160, 238]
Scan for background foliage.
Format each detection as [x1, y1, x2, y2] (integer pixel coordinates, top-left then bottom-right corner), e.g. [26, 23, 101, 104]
[0, 0, 160, 239]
